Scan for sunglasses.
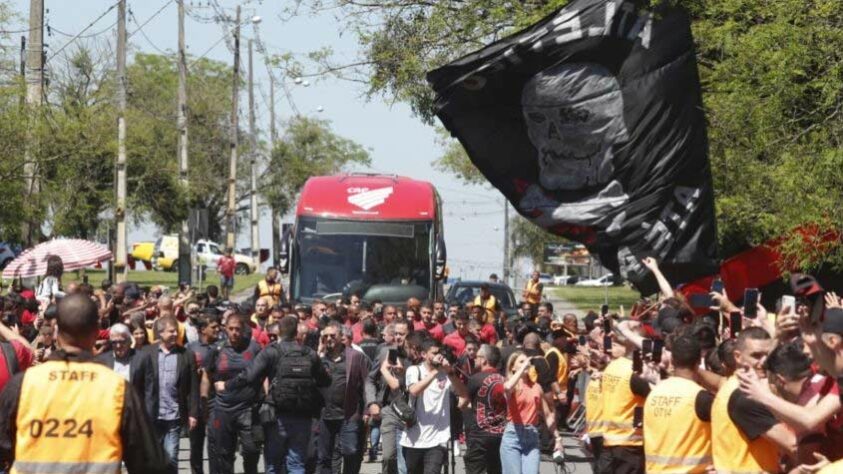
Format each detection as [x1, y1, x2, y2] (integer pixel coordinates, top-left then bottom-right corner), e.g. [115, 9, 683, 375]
[109, 339, 129, 345]
[321, 333, 338, 339]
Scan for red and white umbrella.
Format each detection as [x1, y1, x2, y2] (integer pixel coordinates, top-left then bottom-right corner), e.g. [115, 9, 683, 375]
[2, 238, 113, 279]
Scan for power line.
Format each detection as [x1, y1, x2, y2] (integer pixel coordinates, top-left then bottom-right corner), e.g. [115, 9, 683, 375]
[48, 21, 117, 39]
[47, 0, 121, 62]
[129, 10, 170, 55]
[127, 0, 174, 39]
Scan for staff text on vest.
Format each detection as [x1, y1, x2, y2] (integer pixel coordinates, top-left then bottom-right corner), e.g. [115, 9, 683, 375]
[48, 370, 98, 382]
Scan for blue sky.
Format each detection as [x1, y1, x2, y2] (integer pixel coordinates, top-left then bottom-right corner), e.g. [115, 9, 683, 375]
[7, 0, 521, 280]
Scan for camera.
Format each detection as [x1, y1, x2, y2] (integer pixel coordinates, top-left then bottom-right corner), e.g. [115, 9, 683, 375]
[440, 345, 458, 365]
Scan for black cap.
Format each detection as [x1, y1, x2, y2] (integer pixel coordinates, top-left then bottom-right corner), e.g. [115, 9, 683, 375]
[822, 308, 843, 335]
[791, 273, 823, 298]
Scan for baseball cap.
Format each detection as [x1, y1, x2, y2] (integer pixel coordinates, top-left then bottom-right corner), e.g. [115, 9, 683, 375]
[790, 273, 824, 298]
[822, 307, 843, 335]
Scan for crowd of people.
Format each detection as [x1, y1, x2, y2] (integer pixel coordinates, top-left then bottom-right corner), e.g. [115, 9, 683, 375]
[2, 254, 843, 474]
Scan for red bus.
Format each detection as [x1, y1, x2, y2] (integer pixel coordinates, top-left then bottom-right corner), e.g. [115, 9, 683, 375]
[280, 174, 447, 305]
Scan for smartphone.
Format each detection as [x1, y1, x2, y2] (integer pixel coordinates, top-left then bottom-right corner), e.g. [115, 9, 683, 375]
[810, 293, 826, 325]
[388, 348, 399, 365]
[689, 293, 714, 309]
[603, 317, 612, 334]
[642, 339, 653, 357]
[601, 304, 609, 316]
[730, 311, 743, 338]
[743, 288, 759, 318]
[633, 406, 644, 428]
[652, 339, 664, 363]
[710, 279, 724, 294]
[781, 295, 796, 316]
[603, 335, 612, 352]
[632, 350, 642, 373]
[578, 335, 587, 346]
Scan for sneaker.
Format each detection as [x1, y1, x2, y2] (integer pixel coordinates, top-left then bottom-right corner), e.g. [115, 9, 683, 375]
[453, 443, 460, 457]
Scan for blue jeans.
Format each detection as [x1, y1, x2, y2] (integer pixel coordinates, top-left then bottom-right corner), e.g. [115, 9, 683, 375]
[154, 419, 181, 474]
[369, 418, 381, 457]
[499, 423, 540, 474]
[277, 414, 314, 474]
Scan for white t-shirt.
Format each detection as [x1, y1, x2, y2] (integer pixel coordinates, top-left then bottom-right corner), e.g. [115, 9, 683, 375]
[400, 364, 453, 449]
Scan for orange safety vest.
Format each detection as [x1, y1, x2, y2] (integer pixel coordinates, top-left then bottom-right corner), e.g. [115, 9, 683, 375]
[524, 280, 542, 305]
[601, 357, 645, 447]
[473, 295, 498, 324]
[258, 279, 283, 305]
[712, 377, 780, 473]
[12, 360, 124, 474]
[585, 377, 605, 437]
[644, 377, 712, 473]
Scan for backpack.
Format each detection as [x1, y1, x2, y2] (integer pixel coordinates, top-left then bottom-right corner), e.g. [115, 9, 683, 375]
[271, 345, 322, 416]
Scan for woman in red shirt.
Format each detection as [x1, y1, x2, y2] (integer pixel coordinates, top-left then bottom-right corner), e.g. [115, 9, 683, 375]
[500, 351, 562, 473]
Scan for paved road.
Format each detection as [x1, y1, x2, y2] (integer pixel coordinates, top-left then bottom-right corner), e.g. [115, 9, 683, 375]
[176, 431, 594, 473]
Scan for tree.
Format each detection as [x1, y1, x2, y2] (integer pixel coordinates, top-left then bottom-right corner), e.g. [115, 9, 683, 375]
[289, 0, 843, 274]
[261, 115, 371, 219]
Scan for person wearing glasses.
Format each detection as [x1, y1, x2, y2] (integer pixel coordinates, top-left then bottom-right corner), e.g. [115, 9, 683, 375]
[96, 323, 142, 383]
[315, 322, 373, 474]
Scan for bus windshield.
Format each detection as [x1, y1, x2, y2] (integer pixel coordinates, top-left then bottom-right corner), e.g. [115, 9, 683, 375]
[292, 218, 432, 301]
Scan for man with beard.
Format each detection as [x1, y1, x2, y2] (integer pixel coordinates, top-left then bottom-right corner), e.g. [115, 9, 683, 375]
[415, 304, 444, 342]
[187, 312, 221, 474]
[316, 322, 373, 474]
[464, 344, 507, 474]
[202, 312, 263, 474]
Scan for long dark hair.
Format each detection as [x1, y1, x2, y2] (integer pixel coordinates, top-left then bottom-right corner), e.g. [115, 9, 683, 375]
[45, 255, 64, 279]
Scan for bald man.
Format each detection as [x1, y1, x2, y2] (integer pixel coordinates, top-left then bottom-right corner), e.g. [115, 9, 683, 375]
[0, 294, 168, 473]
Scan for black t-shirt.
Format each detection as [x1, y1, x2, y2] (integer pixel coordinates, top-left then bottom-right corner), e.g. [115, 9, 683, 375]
[321, 352, 347, 420]
[358, 338, 379, 363]
[465, 369, 506, 438]
[728, 388, 778, 440]
[186, 341, 213, 369]
[206, 340, 262, 412]
[630, 374, 652, 398]
[695, 391, 714, 422]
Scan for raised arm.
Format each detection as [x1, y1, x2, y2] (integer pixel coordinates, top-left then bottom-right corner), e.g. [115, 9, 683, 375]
[641, 257, 674, 299]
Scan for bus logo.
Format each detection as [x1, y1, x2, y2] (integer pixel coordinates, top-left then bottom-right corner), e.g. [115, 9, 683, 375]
[347, 186, 394, 210]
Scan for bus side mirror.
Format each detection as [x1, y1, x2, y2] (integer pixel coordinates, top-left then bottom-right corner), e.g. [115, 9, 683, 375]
[279, 228, 291, 274]
[435, 235, 447, 280]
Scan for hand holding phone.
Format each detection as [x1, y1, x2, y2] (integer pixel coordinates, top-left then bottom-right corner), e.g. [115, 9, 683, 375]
[388, 348, 399, 365]
[642, 339, 653, 357]
[730, 311, 743, 338]
[632, 350, 643, 373]
[743, 288, 759, 318]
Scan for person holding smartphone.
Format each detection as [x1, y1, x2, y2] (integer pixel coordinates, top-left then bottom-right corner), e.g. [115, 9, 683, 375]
[500, 351, 561, 474]
[597, 319, 652, 474]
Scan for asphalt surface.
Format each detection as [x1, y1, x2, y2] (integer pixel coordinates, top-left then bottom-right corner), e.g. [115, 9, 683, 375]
[175, 431, 594, 473]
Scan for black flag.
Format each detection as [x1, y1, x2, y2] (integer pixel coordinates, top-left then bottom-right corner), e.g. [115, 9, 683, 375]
[427, 0, 718, 293]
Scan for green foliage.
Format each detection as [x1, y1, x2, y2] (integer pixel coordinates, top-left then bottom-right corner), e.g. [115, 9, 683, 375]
[295, 0, 843, 273]
[262, 115, 372, 216]
[432, 127, 486, 186]
[510, 214, 569, 266]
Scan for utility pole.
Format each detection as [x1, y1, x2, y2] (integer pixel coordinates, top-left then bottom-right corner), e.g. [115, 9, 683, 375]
[503, 199, 510, 286]
[114, 0, 128, 283]
[225, 6, 240, 251]
[247, 40, 260, 269]
[177, 0, 191, 284]
[22, 0, 44, 246]
[269, 75, 281, 268]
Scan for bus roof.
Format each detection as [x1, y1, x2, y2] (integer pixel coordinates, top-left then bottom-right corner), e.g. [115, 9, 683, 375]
[296, 174, 437, 220]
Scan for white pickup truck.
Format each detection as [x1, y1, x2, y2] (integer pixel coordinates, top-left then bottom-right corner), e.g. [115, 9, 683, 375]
[152, 236, 257, 274]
